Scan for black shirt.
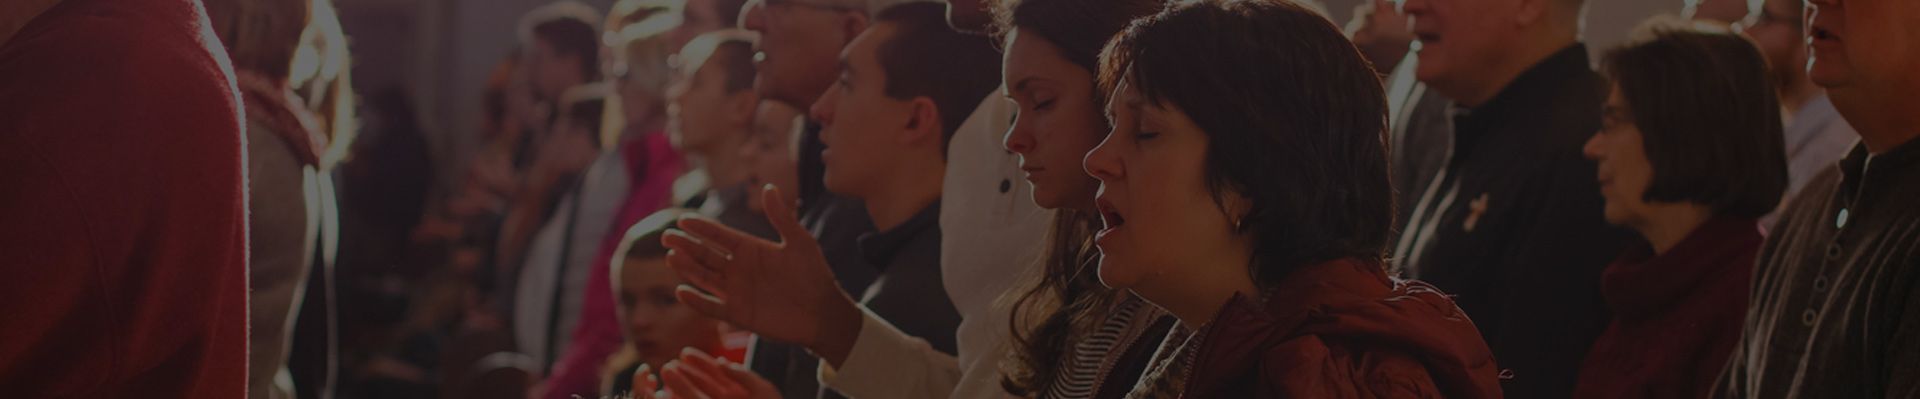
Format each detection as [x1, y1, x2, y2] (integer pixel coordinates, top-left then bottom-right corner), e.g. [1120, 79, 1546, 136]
[749, 122, 882, 399]
[1717, 139, 1920, 398]
[1391, 44, 1629, 398]
[852, 202, 959, 355]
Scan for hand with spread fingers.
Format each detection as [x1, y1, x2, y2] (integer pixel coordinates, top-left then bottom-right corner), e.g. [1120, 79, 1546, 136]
[660, 185, 867, 366]
[652, 348, 782, 399]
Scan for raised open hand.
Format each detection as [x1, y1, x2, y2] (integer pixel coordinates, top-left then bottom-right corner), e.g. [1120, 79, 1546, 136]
[661, 185, 863, 358]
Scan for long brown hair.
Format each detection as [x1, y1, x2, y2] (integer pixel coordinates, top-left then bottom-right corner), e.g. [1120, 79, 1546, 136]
[990, 0, 1165, 395]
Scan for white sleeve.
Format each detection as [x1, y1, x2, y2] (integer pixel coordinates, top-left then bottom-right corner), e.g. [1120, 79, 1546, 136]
[818, 307, 963, 399]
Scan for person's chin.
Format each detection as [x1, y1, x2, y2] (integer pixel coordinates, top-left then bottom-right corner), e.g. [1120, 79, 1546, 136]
[1096, 257, 1139, 290]
[1412, 53, 1446, 84]
[1808, 60, 1854, 89]
[1029, 187, 1067, 210]
[1807, 39, 1853, 88]
[822, 172, 859, 198]
[1601, 207, 1628, 228]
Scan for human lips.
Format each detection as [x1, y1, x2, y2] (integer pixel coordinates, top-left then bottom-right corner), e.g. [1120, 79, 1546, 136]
[1412, 24, 1441, 46]
[1020, 165, 1044, 181]
[1094, 194, 1127, 244]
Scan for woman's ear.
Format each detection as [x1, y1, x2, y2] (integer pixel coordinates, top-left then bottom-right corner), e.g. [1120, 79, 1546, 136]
[1221, 190, 1255, 233]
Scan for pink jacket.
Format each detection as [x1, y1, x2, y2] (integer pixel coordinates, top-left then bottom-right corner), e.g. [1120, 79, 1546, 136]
[543, 131, 684, 399]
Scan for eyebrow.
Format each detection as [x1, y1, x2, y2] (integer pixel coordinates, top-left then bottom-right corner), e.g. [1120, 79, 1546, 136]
[1011, 76, 1040, 93]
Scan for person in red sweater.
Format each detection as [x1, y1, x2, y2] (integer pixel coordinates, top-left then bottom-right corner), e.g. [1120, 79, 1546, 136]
[1082, 2, 1501, 396]
[0, 0, 250, 396]
[1574, 21, 1788, 399]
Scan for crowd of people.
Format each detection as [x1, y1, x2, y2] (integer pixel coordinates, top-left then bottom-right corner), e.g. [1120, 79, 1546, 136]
[3, 0, 1919, 397]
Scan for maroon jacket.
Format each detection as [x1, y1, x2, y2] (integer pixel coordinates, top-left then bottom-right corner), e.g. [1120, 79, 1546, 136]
[1574, 218, 1759, 399]
[1182, 259, 1504, 398]
[0, 0, 250, 396]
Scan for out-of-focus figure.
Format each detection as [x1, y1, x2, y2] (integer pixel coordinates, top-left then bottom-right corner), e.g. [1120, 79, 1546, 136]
[1347, 0, 1414, 72]
[532, 2, 702, 396]
[1735, 0, 1859, 227]
[1572, 21, 1787, 399]
[667, 30, 777, 238]
[202, 0, 356, 397]
[598, 209, 739, 398]
[0, 0, 250, 396]
[740, 101, 805, 215]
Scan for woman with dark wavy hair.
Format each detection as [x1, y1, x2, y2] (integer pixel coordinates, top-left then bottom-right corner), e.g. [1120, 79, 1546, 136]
[1084, 0, 1502, 396]
[987, 0, 1173, 398]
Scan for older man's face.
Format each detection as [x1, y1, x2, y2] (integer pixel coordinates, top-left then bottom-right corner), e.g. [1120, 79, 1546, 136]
[1403, 0, 1526, 102]
[1807, 0, 1920, 93]
[739, 0, 861, 108]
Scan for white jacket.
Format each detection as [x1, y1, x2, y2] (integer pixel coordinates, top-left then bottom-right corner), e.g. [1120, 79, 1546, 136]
[820, 94, 1049, 399]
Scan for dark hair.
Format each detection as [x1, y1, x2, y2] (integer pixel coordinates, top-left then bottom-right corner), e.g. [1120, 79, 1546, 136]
[712, 38, 760, 94]
[987, 0, 1165, 395]
[1099, 0, 1394, 286]
[714, 0, 751, 28]
[618, 209, 695, 264]
[559, 88, 608, 145]
[1601, 21, 1787, 219]
[872, 2, 1004, 150]
[524, 3, 604, 82]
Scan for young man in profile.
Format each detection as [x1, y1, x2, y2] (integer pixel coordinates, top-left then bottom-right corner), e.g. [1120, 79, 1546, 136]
[658, 3, 1003, 398]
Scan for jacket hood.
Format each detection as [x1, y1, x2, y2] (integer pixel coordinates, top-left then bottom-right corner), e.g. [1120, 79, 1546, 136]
[236, 69, 324, 166]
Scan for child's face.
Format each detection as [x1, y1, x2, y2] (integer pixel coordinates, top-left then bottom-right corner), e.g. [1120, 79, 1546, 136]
[666, 58, 746, 155]
[618, 256, 723, 369]
[740, 101, 803, 212]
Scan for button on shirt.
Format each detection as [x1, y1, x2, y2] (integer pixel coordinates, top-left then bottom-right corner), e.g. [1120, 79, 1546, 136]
[1717, 139, 1920, 398]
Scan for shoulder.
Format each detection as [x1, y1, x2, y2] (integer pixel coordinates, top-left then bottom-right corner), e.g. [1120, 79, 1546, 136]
[1, 0, 239, 137]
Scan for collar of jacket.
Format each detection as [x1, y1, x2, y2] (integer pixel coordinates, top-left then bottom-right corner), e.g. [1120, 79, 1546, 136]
[1180, 258, 1503, 398]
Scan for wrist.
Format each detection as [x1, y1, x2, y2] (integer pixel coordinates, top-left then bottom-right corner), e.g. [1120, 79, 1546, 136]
[811, 291, 864, 368]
